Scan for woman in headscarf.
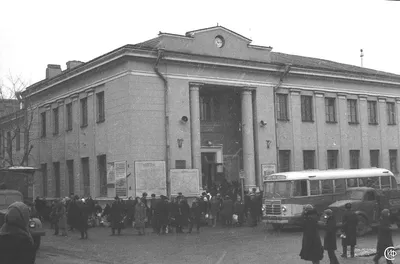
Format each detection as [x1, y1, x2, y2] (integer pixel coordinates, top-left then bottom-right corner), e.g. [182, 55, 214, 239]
[322, 209, 339, 264]
[299, 204, 324, 264]
[134, 197, 147, 235]
[0, 201, 36, 264]
[373, 209, 395, 264]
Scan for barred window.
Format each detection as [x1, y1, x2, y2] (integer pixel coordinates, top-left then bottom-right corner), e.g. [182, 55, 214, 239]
[347, 99, 358, 123]
[325, 98, 336, 123]
[303, 150, 315, 170]
[327, 150, 338, 169]
[370, 150, 380, 167]
[279, 150, 291, 172]
[276, 94, 288, 121]
[367, 101, 378, 124]
[301, 95, 313, 122]
[350, 150, 360, 169]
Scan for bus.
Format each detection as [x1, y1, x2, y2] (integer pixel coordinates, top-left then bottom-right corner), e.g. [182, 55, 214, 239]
[261, 168, 397, 230]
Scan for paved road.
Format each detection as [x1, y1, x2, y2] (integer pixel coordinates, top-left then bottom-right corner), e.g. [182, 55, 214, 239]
[35, 225, 398, 264]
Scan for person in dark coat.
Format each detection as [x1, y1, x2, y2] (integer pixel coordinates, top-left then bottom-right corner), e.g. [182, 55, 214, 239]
[76, 199, 89, 239]
[110, 196, 124, 235]
[155, 195, 169, 234]
[150, 194, 158, 233]
[169, 198, 182, 233]
[220, 195, 234, 226]
[340, 203, 358, 258]
[125, 197, 135, 227]
[179, 198, 190, 232]
[299, 204, 324, 264]
[67, 195, 80, 231]
[188, 198, 203, 233]
[323, 209, 339, 264]
[249, 193, 260, 227]
[373, 209, 395, 264]
[233, 195, 245, 226]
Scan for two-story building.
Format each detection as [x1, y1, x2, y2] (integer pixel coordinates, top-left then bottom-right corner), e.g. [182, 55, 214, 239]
[4, 26, 400, 199]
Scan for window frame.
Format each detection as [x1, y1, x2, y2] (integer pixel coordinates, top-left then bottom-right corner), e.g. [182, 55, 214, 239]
[370, 149, 380, 168]
[80, 98, 88, 128]
[301, 95, 313, 122]
[279, 150, 291, 172]
[327, 150, 338, 169]
[389, 149, 398, 173]
[96, 91, 105, 123]
[367, 100, 378, 125]
[303, 150, 316, 170]
[325, 97, 337, 123]
[53, 107, 59, 135]
[66, 102, 73, 131]
[349, 150, 360, 169]
[347, 99, 358, 124]
[276, 94, 289, 121]
[40, 112, 46, 137]
[387, 102, 396, 125]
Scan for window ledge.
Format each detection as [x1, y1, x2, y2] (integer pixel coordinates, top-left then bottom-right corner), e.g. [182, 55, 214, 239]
[80, 124, 88, 128]
[277, 119, 290, 122]
[326, 121, 337, 124]
[388, 123, 397, 126]
[348, 122, 359, 125]
[369, 122, 379, 126]
[96, 118, 105, 124]
[302, 120, 314, 123]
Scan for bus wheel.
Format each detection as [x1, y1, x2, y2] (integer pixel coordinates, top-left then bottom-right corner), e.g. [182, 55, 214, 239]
[272, 224, 284, 230]
[356, 215, 369, 237]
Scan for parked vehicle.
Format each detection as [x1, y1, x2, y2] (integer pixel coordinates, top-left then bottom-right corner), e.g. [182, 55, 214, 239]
[262, 168, 397, 230]
[326, 187, 400, 236]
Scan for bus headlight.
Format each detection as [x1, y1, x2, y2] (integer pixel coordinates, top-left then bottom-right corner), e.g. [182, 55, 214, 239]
[282, 206, 287, 213]
[29, 221, 36, 228]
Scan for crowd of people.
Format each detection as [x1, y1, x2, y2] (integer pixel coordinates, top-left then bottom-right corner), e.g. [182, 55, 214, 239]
[299, 203, 396, 264]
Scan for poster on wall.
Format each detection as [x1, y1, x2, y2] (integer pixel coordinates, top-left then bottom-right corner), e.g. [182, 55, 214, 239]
[262, 163, 276, 180]
[115, 161, 127, 197]
[107, 162, 116, 186]
[135, 161, 167, 197]
[170, 169, 199, 196]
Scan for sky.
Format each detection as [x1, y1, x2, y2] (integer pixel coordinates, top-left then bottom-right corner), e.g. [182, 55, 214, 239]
[1, 0, 400, 89]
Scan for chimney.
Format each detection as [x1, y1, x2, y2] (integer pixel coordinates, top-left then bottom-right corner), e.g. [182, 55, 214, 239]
[46, 64, 62, 79]
[66, 60, 84, 70]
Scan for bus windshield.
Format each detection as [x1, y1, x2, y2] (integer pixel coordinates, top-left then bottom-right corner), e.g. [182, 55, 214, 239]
[264, 181, 291, 199]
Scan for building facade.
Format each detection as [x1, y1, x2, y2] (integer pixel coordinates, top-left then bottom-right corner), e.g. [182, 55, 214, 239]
[4, 26, 400, 199]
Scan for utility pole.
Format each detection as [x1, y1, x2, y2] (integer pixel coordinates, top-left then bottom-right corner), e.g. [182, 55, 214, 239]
[360, 49, 364, 67]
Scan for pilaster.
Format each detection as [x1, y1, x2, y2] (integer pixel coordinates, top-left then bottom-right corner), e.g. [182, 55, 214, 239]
[338, 93, 349, 168]
[358, 95, 369, 168]
[289, 89, 302, 170]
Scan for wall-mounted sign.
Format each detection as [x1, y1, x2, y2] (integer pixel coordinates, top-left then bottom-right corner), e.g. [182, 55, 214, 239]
[261, 163, 276, 177]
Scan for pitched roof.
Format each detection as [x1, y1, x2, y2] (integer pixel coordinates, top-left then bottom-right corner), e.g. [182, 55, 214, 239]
[134, 36, 400, 79]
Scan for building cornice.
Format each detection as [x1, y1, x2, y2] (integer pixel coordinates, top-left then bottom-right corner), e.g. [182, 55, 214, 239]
[22, 46, 400, 99]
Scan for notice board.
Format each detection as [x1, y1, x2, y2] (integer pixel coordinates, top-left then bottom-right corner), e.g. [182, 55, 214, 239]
[170, 169, 200, 196]
[135, 161, 167, 197]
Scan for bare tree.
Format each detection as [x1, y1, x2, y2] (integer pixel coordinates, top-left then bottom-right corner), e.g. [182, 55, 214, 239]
[0, 74, 35, 167]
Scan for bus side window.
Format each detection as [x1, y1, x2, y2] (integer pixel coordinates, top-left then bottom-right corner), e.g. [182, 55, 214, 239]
[366, 177, 380, 189]
[381, 176, 391, 189]
[334, 179, 346, 193]
[321, 180, 333, 194]
[358, 178, 367, 187]
[391, 176, 398, 189]
[347, 178, 358, 188]
[293, 180, 308, 196]
[309, 180, 320, 196]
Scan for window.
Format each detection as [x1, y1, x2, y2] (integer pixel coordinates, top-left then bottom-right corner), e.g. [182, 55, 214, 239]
[370, 150, 380, 167]
[350, 150, 360, 169]
[97, 155, 107, 197]
[41, 112, 46, 137]
[390, 150, 398, 173]
[387, 102, 396, 125]
[303, 150, 315, 170]
[80, 98, 88, 127]
[41, 163, 48, 197]
[347, 99, 358, 123]
[334, 179, 346, 193]
[327, 150, 338, 169]
[292, 180, 308, 196]
[381, 176, 391, 189]
[310, 180, 320, 195]
[276, 94, 288, 120]
[391, 176, 398, 189]
[325, 97, 336, 123]
[321, 180, 334, 194]
[96, 92, 105, 122]
[53, 107, 59, 135]
[365, 177, 379, 188]
[359, 178, 368, 187]
[175, 160, 186, 169]
[279, 150, 291, 172]
[81, 157, 90, 196]
[200, 95, 220, 121]
[367, 101, 378, 124]
[347, 178, 358, 188]
[66, 103, 73, 131]
[301, 95, 313, 122]
[53, 162, 60, 197]
[66, 160, 74, 196]
[6, 131, 11, 157]
[15, 127, 20, 151]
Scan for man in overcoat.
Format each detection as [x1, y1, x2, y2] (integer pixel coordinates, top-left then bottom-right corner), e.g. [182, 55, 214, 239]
[341, 203, 358, 258]
[373, 209, 395, 264]
[323, 209, 339, 264]
[155, 195, 169, 234]
[110, 196, 124, 235]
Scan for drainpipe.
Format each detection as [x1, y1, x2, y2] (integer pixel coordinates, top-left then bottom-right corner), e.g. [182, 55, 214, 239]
[154, 49, 171, 198]
[273, 64, 291, 172]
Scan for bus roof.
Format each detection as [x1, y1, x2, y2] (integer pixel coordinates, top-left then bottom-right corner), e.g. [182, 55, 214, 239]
[263, 168, 394, 181]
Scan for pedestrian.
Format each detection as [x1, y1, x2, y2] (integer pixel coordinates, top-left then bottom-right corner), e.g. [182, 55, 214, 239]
[77, 199, 89, 239]
[169, 198, 181, 233]
[134, 197, 147, 235]
[220, 195, 233, 226]
[340, 203, 358, 258]
[126, 197, 135, 227]
[67, 195, 80, 231]
[323, 209, 339, 264]
[110, 196, 124, 235]
[299, 204, 324, 264]
[52, 199, 61, 235]
[179, 197, 190, 232]
[57, 199, 68, 236]
[188, 197, 202, 234]
[0, 202, 37, 264]
[150, 194, 158, 233]
[233, 195, 245, 227]
[209, 196, 220, 227]
[373, 209, 395, 264]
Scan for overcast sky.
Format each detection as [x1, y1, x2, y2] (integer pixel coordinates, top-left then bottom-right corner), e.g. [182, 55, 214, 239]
[1, 0, 399, 88]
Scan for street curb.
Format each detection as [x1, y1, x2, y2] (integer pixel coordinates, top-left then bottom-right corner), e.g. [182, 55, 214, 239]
[355, 245, 400, 257]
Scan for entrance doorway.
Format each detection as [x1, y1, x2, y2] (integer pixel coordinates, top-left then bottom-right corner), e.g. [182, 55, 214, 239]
[201, 152, 216, 189]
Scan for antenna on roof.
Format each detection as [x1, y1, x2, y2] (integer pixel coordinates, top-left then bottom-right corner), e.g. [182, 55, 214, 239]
[360, 49, 364, 67]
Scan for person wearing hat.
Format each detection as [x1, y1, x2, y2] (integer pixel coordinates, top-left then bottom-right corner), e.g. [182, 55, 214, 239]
[340, 203, 358, 258]
[110, 196, 124, 235]
[188, 197, 203, 233]
[220, 195, 234, 226]
[0, 201, 37, 264]
[373, 209, 395, 264]
[323, 209, 340, 264]
[299, 204, 324, 264]
[154, 195, 169, 234]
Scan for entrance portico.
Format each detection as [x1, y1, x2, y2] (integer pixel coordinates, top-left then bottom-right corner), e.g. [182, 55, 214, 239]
[189, 82, 257, 190]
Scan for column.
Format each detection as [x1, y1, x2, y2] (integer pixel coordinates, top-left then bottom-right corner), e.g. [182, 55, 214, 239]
[314, 92, 326, 169]
[338, 93, 349, 168]
[290, 89, 302, 170]
[189, 83, 203, 190]
[358, 95, 369, 168]
[241, 88, 256, 189]
[379, 97, 389, 168]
